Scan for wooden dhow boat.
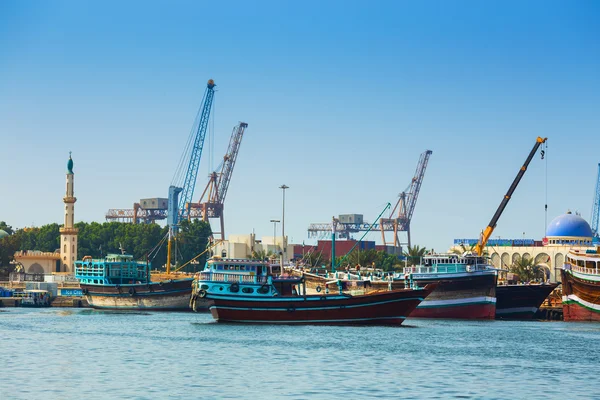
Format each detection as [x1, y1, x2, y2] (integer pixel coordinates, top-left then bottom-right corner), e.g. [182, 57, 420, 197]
[561, 247, 600, 322]
[291, 253, 498, 320]
[75, 253, 193, 311]
[191, 257, 436, 324]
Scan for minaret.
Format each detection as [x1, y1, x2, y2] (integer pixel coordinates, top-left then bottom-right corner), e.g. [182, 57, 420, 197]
[59, 152, 78, 273]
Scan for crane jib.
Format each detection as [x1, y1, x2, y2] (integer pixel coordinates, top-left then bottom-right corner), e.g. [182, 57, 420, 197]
[476, 137, 547, 255]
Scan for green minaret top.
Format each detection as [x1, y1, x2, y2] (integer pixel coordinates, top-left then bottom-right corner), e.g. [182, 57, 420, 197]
[67, 151, 74, 174]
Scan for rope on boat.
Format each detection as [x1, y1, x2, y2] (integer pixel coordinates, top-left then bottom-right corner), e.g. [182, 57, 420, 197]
[147, 231, 169, 262]
[171, 239, 223, 273]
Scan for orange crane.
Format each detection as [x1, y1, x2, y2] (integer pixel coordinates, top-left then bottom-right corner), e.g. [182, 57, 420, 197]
[187, 122, 248, 239]
[474, 136, 547, 256]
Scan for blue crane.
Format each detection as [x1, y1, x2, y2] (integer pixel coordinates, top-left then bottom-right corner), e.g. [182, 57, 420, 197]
[592, 163, 600, 239]
[168, 79, 216, 229]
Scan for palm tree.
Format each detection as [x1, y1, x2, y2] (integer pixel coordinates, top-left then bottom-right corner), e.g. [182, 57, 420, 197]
[451, 243, 488, 257]
[402, 245, 428, 267]
[509, 257, 543, 283]
[251, 249, 276, 261]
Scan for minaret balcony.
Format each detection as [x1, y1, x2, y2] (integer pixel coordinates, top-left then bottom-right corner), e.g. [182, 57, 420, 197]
[60, 227, 79, 234]
[63, 196, 77, 203]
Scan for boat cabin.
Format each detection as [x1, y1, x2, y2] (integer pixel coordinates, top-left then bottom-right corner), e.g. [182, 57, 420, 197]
[564, 248, 600, 276]
[75, 254, 149, 285]
[193, 257, 306, 297]
[407, 253, 492, 274]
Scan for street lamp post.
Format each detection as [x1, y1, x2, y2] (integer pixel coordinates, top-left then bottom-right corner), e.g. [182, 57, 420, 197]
[270, 219, 280, 256]
[279, 185, 289, 268]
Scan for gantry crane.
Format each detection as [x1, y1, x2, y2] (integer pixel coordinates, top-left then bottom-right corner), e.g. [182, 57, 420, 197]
[474, 137, 547, 256]
[105, 203, 167, 224]
[187, 122, 248, 240]
[379, 150, 432, 250]
[307, 150, 432, 253]
[591, 163, 600, 238]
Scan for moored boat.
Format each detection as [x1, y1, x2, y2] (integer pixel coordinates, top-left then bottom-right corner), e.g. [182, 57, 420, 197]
[495, 282, 559, 320]
[561, 248, 600, 322]
[290, 254, 498, 319]
[75, 253, 193, 311]
[403, 253, 497, 319]
[192, 257, 436, 324]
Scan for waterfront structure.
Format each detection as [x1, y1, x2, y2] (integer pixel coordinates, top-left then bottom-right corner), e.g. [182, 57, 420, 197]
[13, 154, 79, 275]
[454, 211, 596, 283]
[211, 234, 294, 260]
[561, 247, 600, 321]
[60, 153, 78, 273]
[13, 250, 61, 274]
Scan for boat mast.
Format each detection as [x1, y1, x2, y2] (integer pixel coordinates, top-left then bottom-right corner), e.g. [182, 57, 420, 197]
[167, 227, 172, 274]
[331, 217, 337, 272]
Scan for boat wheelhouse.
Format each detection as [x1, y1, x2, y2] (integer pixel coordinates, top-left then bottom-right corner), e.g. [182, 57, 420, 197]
[190, 257, 289, 311]
[561, 248, 600, 322]
[75, 253, 193, 311]
[402, 253, 497, 319]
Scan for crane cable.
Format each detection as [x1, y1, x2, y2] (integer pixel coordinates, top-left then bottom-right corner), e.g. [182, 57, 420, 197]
[543, 140, 548, 239]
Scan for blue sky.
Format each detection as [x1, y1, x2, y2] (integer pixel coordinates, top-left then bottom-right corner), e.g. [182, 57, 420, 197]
[1, 0, 599, 252]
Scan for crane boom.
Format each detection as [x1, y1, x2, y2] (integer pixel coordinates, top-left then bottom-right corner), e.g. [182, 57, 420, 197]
[379, 149, 432, 249]
[217, 122, 248, 204]
[177, 79, 216, 220]
[475, 136, 547, 256]
[405, 150, 433, 223]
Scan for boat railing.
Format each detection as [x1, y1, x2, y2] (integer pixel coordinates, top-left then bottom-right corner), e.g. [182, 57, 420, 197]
[567, 263, 600, 276]
[404, 264, 491, 274]
[197, 271, 268, 284]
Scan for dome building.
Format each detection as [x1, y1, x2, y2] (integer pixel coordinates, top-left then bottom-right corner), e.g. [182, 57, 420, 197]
[545, 212, 594, 246]
[453, 211, 597, 283]
[0, 229, 9, 239]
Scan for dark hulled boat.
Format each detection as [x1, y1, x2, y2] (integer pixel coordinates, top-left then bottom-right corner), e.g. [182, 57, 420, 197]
[207, 284, 436, 325]
[495, 283, 559, 320]
[192, 257, 436, 325]
[75, 253, 193, 311]
[561, 248, 600, 322]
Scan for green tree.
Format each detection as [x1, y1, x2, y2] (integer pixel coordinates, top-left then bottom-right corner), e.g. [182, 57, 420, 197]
[0, 221, 14, 235]
[402, 245, 428, 267]
[509, 257, 543, 282]
[175, 219, 212, 272]
[451, 243, 489, 257]
[251, 249, 277, 261]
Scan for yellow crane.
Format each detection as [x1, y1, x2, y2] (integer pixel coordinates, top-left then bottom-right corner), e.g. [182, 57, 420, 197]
[475, 136, 548, 256]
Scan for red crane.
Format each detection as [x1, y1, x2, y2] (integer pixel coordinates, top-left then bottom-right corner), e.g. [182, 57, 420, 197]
[379, 150, 433, 250]
[187, 122, 248, 239]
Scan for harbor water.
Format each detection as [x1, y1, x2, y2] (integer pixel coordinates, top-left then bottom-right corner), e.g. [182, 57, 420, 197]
[1, 308, 598, 400]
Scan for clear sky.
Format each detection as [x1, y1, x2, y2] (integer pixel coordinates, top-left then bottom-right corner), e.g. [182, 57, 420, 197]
[1, 0, 599, 253]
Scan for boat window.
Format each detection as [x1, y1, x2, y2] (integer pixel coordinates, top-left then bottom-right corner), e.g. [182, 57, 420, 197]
[242, 287, 254, 294]
[201, 284, 209, 290]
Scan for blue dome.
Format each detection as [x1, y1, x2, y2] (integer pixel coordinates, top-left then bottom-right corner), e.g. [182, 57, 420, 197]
[546, 212, 593, 238]
[0, 229, 8, 239]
